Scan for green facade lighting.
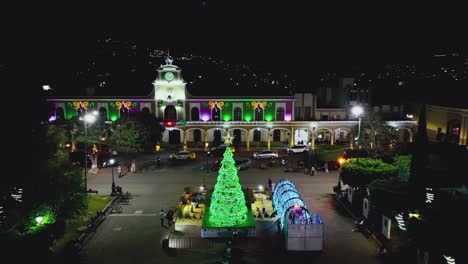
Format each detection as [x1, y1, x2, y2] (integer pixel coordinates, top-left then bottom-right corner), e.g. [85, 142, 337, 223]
[209, 147, 248, 227]
[265, 115, 273, 122]
[110, 115, 119, 121]
[223, 115, 231, 122]
[244, 115, 252, 121]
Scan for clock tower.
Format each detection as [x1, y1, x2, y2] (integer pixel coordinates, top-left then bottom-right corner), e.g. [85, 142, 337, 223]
[153, 54, 187, 120]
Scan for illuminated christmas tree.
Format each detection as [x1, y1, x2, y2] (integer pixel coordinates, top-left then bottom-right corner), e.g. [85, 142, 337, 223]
[208, 133, 248, 227]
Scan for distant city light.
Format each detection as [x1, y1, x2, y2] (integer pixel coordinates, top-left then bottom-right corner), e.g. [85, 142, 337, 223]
[42, 85, 51, 91]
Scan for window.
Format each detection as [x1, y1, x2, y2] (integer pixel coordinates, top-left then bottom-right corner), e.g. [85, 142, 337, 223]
[212, 106, 220, 121]
[304, 106, 312, 120]
[295, 107, 302, 120]
[164, 105, 177, 120]
[276, 107, 285, 121]
[191, 107, 200, 121]
[255, 107, 263, 121]
[234, 107, 242, 121]
[99, 107, 108, 121]
[393, 106, 399, 112]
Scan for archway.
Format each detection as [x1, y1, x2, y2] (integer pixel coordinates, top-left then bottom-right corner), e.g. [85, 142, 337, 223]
[294, 129, 309, 145]
[194, 129, 201, 142]
[213, 129, 222, 145]
[233, 129, 242, 147]
[99, 107, 108, 121]
[273, 129, 281, 141]
[447, 119, 461, 144]
[169, 129, 181, 145]
[141, 107, 150, 115]
[254, 129, 261, 141]
[191, 107, 200, 121]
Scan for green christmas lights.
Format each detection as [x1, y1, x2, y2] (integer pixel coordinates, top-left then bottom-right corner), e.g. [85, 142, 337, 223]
[209, 146, 248, 227]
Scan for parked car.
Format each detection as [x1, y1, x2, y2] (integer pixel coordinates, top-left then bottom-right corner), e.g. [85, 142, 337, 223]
[235, 159, 252, 170]
[209, 144, 228, 157]
[253, 150, 278, 159]
[286, 145, 309, 154]
[170, 151, 196, 160]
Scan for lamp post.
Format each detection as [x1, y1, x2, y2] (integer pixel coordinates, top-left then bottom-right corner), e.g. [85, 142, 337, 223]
[83, 112, 97, 193]
[109, 159, 116, 193]
[351, 105, 364, 163]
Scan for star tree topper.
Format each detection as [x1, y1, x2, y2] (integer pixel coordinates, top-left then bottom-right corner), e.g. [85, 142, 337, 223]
[224, 132, 234, 145]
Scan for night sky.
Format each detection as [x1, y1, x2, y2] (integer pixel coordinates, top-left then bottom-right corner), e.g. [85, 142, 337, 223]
[27, 3, 467, 107]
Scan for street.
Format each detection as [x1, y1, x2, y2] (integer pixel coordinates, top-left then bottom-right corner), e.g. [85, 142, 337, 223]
[81, 152, 384, 264]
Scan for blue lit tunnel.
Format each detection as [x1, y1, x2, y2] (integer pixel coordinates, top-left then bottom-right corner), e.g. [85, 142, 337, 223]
[272, 179, 322, 229]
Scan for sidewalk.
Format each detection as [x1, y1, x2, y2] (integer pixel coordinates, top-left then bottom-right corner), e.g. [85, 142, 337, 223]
[334, 191, 412, 262]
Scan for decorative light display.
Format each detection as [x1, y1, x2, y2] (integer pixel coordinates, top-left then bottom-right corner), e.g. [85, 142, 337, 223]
[425, 187, 434, 204]
[177, 99, 183, 107]
[394, 213, 407, 231]
[208, 133, 248, 227]
[164, 120, 176, 128]
[208, 101, 224, 109]
[444, 255, 456, 264]
[113, 101, 137, 110]
[251, 101, 267, 109]
[272, 179, 314, 229]
[71, 101, 92, 109]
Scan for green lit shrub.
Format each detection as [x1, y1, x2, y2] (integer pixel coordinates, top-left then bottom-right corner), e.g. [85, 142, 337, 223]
[394, 155, 412, 181]
[340, 158, 397, 187]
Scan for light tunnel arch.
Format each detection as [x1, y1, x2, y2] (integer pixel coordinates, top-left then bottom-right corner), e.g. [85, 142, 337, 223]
[272, 179, 314, 229]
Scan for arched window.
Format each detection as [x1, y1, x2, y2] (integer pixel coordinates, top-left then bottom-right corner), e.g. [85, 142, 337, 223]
[164, 105, 177, 120]
[254, 129, 261, 141]
[194, 129, 201, 142]
[142, 107, 150, 114]
[255, 107, 263, 121]
[76, 108, 83, 117]
[273, 130, 281, 141]
[191, 107, 200, 121]
[234, 107, 242, 121]
[56, 107, 65, 120]
[276, 107, 285, 121]
[99, 107, 107, 121]
[212, 106, 221, 121]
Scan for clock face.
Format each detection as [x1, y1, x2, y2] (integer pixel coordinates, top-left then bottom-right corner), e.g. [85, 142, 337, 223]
[164, 72, 175, 81]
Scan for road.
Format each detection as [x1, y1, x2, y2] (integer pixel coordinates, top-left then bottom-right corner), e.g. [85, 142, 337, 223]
[81, 151, 384, 264]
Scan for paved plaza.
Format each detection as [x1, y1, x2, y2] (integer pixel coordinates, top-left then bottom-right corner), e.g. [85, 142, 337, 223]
[80, 152, 385, 264]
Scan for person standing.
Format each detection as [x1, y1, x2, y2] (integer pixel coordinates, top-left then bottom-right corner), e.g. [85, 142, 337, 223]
[268, 178, 272, 190]
[324, 162, 329, 173]
[160, 209, 166, 226]
[118, 165, 122, 178]
[131, 160, 136, 173]
[166, 209, 174, 226]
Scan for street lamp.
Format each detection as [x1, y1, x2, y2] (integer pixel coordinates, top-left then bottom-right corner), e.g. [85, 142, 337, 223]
[351, 105, 364, 163]
[109, 159, 116, 193]
[83, 112, 97, 192]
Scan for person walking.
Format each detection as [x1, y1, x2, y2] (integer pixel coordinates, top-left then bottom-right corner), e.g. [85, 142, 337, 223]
[160, 209, 166, 226]
[118, 165, 122, 178]
[268, 178, 272, 190]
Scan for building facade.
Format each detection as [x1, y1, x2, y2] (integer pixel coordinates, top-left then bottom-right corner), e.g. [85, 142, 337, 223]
[47, 57, 416, 150]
